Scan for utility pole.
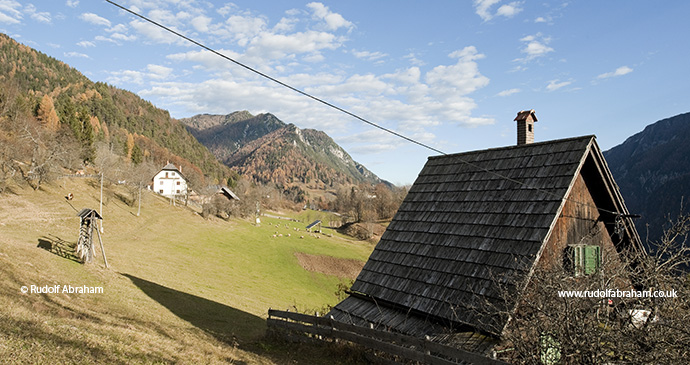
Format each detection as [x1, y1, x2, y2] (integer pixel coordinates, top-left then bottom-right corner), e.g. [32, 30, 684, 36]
[99, 172, 104, 233]
[137, 182, 142, 216]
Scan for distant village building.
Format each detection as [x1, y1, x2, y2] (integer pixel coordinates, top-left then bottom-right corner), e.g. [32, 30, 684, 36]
[152, 163, 188, 198]
[328, 110, 642, 358]
[217, 186, 240, 201]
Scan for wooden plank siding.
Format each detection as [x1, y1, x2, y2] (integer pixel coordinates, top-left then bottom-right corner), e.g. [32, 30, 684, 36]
[538, 173, 615, 268]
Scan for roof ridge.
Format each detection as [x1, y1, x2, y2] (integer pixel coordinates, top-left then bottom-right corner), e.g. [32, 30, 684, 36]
[429, 135, 595, 160]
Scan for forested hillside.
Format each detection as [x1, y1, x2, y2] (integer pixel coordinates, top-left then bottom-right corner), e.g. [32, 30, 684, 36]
[604, 112, 690, 243]
[0, 33, 231, 189]
[181, 112, 383, 188]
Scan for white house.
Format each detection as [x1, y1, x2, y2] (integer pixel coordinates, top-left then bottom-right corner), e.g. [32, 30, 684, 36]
[153, 163, 187, 198]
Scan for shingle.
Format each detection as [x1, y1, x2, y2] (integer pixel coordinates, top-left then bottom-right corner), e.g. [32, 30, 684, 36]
[348, 135, 596, 335]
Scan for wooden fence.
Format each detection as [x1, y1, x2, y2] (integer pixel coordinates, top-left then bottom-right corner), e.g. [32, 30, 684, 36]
[267, 309, 506, 365]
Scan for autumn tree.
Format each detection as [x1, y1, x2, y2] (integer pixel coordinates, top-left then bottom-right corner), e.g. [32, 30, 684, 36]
[36, 94, 59, 131]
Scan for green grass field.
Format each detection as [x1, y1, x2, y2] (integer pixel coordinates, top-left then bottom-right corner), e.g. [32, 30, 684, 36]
[0, 178, 374, 363]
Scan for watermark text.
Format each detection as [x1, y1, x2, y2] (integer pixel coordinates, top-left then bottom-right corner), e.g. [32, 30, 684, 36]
[20, 284, 103, 294]
[558, 289, 677, 299]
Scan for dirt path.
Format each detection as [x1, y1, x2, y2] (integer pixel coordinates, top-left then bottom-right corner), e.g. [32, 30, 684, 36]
[294, 252, 364, 279]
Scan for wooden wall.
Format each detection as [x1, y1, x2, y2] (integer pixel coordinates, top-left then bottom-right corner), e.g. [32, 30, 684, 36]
[538, 173, 617, 270]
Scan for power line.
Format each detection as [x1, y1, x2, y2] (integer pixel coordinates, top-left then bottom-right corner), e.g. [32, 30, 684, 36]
[104, 0, 446, 156]
[104, 1, 635, 222]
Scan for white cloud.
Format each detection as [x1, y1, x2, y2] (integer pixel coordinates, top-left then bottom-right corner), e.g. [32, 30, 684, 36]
[150, 44, 492, 142]
[64, 51, 90, 58]
[95, 35, 118, 44]
[129, 19, 181, 44]
[190, 15, 211, 32]
[221, 14, 267, 46]
[517, 33, 554, 62]
[497, 88, 520, 96]
[97, 3, 494, 156]
[108, 64, 175, 85]
[597, 65, 633, 79]
[425, 46, 489, 96]
[66, 0, 79, 8]
[110, 32, 137, 41]
[0, 0, 22, 24]
[352, 49, 387, 62]
[474, 0, 522, 21]
[246, 30, 341, 61]
[306, 2, 353, 31]
[77, 40, 95, 47]
[274, 16, 298, 33]
[402, 53, 424, 67]
[496, 2, 523, 18]
[146, 64, 173, 79]
[25, 4, 51, 23]
[107, 24, 128, 33]
[474, 0, 501, 21]
[217, 3, 237, 17]
[546, 79, 571, 91]
[80, 12, 111, 27]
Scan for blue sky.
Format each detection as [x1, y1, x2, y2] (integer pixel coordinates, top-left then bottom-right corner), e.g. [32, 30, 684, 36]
[1, 1, 689, 185]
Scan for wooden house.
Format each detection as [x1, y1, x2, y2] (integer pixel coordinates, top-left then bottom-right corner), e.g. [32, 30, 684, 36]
[329, 110, 642, 356]
[152, 163, 188, 198]
[218, 186, 240, 201]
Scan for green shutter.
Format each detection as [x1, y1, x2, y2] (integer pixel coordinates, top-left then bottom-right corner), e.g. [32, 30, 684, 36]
[570, 245, 601, 276]
[584, 245, 601, 275]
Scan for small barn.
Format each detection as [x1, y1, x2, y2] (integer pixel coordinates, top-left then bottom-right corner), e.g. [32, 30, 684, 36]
[152, 163, 188, 198]
[218, 186, 240, 201]
[306, 220, 322, 233]
[329, 110, 642, 356]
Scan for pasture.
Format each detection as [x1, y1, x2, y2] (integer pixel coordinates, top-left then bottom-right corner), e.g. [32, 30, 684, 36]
[0, 178, 373, 363]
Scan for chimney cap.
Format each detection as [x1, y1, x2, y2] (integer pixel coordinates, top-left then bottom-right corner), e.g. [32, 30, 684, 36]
[514, 109, 537, 122]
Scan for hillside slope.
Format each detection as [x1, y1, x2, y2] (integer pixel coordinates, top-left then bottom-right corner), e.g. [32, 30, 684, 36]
[604, 112, 690, 242]
[0, 179, 372, 363]
[0, 33, 230, 184]
[181, 112, 383, 188]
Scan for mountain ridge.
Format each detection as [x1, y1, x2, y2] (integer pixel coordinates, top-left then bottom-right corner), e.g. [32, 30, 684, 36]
[604, 111, 690, 243]
[180, 112, 385, 188]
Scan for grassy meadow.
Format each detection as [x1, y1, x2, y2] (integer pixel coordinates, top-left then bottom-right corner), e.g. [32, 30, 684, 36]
[0, 177, 374, 364]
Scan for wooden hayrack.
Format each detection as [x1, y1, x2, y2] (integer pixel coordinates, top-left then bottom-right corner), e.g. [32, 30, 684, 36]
[76, 208, 108, 268]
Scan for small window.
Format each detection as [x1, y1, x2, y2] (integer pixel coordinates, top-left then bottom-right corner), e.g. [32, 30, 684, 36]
[528, 124, 533, 132]
[176, 190, 180, 194]
[159, 189, 163, 194]
[160, 180, 163, 185]
[171, 172, 175, 177]
[165, 172, 168, 178]
[176, 181, 180, 185]
[564, 245, 601, 276]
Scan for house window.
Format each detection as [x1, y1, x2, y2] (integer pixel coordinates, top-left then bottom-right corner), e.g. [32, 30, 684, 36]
[159, 189, 163, 194]
[165, 172, 168, 178]
[160, 180, 163, 185]
[564, 245, 601, 276]
[176, 190, 180, 194]
[176, 181, 180, 185]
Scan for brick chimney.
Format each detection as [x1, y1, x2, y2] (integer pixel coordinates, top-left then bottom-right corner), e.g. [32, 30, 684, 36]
[514, 109, 537, 145]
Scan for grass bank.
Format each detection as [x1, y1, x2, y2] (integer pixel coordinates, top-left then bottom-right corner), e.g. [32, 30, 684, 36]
[0, 178, 374, 363]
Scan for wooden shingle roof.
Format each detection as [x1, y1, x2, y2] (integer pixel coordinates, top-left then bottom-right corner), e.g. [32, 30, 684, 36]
[335, 135, 614, 336]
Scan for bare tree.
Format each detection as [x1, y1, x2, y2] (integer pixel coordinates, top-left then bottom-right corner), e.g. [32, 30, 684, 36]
[490, 213, 690, 364]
